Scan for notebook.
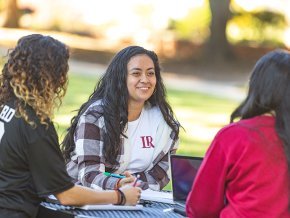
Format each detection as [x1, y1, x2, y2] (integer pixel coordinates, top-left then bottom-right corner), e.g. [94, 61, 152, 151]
[79, 204, 143, 210]
[170, 154, 203, 216]
[46, 195, 143, 211]
[140, 189, 173, 204]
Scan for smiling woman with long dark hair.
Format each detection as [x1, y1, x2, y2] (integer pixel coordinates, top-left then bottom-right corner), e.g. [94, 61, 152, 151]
[62, 46, 180, 191]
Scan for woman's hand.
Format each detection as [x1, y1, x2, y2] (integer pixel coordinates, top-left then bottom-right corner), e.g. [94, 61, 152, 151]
[118, 171, 135, 187]
[119, 186, 141, 205]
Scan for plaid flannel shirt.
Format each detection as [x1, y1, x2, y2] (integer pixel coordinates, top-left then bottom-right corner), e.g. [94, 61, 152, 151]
[66, 102, 179, 190]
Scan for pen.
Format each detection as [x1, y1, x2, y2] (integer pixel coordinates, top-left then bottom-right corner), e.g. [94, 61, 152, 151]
[103, 172, 126, 179]
[133, 174, 140, 187]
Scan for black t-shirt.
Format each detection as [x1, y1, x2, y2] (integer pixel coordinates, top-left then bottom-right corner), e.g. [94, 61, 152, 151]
[0, 102, 74, 217]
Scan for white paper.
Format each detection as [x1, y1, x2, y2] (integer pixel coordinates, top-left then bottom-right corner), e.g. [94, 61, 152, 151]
[79, 204, 143, 210]
[141, 189, 174, 204]
[47, 195, 143, 210]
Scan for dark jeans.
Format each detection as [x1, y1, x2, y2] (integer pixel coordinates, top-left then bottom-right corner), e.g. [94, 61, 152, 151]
[0, 207, 29, 218]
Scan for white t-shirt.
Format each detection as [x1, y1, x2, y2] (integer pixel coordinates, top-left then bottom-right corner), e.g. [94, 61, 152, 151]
[125, 105, 163, 173]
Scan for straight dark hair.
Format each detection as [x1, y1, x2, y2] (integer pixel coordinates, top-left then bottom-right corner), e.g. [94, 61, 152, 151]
[231, 49, 290, 168]
[62, 46, 179, 166]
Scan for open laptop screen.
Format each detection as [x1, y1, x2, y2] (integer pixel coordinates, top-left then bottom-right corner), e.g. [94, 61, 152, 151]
[170, 155, 203, 203]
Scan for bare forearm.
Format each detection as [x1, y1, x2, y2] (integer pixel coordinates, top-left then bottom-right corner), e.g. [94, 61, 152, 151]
[55, 185, 117, 206]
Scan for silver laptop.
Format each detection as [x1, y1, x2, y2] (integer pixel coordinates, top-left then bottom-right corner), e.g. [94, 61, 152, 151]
[170, 154, 203, 216]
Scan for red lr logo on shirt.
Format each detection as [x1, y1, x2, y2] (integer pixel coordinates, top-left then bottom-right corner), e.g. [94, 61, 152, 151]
[141, 136, 155, 148]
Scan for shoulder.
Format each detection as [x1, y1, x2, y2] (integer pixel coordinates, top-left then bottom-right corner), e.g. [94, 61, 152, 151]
[214, 121, 251, 142]
[216, 116, 275, 139]
[212, 116, 277, 155]
[18, 117, 57, 147]
[79, 100, 105, 125]
[84, 100, 104, 115]
[1, 102, 57, 147]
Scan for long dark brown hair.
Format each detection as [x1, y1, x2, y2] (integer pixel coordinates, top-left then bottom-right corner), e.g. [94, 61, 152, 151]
[62, 46, 179, 165]
[231, 49, 290, 168]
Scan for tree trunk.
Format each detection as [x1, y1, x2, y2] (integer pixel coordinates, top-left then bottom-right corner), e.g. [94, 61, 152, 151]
[3, 0, 20, 28]
[206, 0, 233, 61]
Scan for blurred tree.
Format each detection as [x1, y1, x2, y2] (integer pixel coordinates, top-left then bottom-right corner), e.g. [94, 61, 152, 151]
[0, 0, 5, 11]
[168, 0, 234, 61]
[207, 0, 233, 61]
[168, 5, 210, 43]
[167, 0, 287, 62]
[228, 10, 286, 47]
[3, 0, 20, 28]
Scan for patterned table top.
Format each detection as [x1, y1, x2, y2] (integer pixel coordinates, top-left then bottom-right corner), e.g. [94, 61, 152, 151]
[41, 201, 185, 218]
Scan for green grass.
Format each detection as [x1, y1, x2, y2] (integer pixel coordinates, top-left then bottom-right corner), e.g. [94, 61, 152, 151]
[54, 73, 98, 139]
[54, 73, 240, 157]
[167, 89, 239, 156]
[164, 90, 239, 190]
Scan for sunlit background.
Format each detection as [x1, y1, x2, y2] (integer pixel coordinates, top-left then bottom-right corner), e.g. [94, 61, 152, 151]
[0, 0, 290, 156]
[1, 0, 290, 54]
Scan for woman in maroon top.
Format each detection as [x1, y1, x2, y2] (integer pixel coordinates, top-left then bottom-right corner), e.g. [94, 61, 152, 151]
[186, 50, 290, 218]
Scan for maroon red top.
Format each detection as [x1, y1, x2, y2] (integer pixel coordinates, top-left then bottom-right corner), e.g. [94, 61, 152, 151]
[186, 116, 290, 218]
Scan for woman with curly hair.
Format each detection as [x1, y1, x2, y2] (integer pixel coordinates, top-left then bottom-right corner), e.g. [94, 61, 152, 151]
[62, 46, 180, 191]
[186, 50, 290, 217]
[0, 34, 140, 218]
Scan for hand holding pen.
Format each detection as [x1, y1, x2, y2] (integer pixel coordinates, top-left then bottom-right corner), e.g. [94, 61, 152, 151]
[104, 171, 141, 205]
[104, 171, 135, 188]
